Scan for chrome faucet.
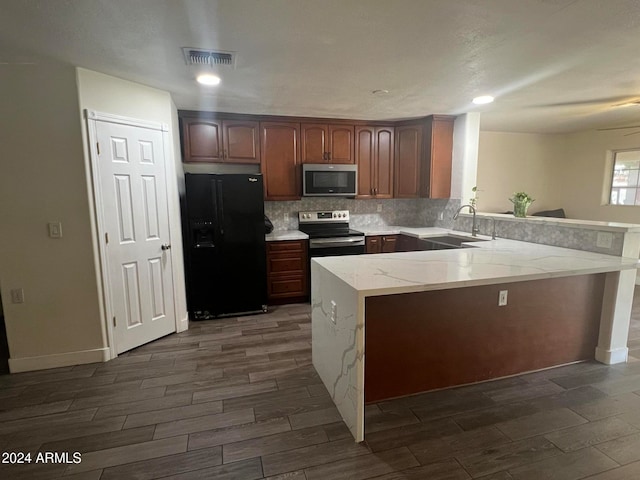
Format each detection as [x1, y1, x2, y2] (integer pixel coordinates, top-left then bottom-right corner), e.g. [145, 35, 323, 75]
[453, 204, 479, 237]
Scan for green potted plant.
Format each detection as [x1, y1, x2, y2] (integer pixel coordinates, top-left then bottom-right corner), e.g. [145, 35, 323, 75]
[509, 191, 534, 218]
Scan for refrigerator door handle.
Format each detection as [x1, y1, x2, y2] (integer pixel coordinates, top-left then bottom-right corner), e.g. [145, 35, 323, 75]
[216, 179, 225, 236]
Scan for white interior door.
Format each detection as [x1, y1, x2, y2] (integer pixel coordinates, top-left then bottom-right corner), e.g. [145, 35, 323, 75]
[96, 120, 175, 353]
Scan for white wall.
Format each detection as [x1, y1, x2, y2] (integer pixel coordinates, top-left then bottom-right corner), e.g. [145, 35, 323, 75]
[76, 68, 188, 336]
[556, 129, 640, 224]
[0, 63, 105, 365]
[476, 131, 565, 214]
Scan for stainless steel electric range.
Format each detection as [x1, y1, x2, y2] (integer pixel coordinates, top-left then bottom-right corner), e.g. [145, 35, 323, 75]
[298, 210, 365, 257]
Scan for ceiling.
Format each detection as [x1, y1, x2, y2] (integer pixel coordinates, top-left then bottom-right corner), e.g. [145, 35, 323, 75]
[2, 0, 640, 133]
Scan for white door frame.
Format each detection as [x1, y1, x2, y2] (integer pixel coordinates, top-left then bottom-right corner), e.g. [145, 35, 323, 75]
[85, 109, 185, 359]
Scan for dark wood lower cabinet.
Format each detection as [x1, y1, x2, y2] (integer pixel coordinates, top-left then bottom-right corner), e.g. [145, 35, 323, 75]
[266, 240, 309, 304]
[364, 274, 606, 403]
[365, 235, 398, 254]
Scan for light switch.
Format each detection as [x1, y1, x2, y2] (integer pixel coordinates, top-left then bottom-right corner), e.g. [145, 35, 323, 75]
[11, 288, 24, 304]
[48, 222, 62, 238]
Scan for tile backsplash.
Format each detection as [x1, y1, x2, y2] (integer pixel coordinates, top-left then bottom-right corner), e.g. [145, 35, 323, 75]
[264, 198, 462, 231]
[453, 215, 626, 256]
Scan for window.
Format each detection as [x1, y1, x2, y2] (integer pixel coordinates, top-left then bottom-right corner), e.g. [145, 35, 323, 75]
[610, 150, 640, 206]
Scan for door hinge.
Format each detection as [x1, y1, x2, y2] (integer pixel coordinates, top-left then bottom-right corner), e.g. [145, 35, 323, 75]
[105, 232, 109, 244]
[96, 142, 100, 155]
[112, 316, 116, 327]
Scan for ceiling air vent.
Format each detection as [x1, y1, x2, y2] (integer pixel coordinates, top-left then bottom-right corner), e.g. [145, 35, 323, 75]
[182, 48, 236, 68]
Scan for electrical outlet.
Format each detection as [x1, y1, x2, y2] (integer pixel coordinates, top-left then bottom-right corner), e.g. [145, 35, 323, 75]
[48, 222, 62, 238]
[283, 212, 289, 224]
[498, 290, 508, 306]
[596, 231, 613, 249]
[330, 300, 337, 324]
[11, 288, 24, 304]
[376, 204, 383, 213]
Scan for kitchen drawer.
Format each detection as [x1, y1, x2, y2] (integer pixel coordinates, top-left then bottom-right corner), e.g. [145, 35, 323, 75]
[268, 256, 305, 274]
[268, 275, 306, 298]
[266, 239, 309, 304]
[267, 240, 306, 253]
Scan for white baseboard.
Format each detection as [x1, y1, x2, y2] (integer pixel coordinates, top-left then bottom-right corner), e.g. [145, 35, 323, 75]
[8, 347, 111, 373]
[595, 346, 629, 365]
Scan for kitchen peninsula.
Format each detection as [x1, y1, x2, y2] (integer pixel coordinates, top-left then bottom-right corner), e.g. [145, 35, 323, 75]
[310, 231, 639, 442]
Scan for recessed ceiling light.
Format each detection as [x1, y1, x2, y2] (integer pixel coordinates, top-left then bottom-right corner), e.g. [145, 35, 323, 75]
[372, 89, 390, 95]
[197, 74, 221, 86]
[472, 95, 494, 105]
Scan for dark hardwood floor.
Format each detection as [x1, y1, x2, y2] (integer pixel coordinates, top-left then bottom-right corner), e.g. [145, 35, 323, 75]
[0, 291, 640, 479]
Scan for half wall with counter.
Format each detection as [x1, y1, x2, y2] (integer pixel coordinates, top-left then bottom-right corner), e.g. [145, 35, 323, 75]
[311, 234, 639, 442]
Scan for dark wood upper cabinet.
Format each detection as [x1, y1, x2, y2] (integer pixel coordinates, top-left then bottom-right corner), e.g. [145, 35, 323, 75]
[301, 123, 354, 164]
[356, 126, 394, 198]
[328, 125, 355, 163]
[182, 117, 223, 163]
[178, 111, 454, 200]
[222, 120, 260, 164]
[394, 124, 424, 198]
[395, 116, 454, 199]
[260, 121, 301, 201]
[422, 116, 454, 198]
[301, 124, 327, 163]
[181, 117, 259, 164]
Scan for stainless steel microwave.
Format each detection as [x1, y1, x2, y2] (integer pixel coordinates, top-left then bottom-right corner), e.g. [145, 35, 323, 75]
[302, 164, 357, 197]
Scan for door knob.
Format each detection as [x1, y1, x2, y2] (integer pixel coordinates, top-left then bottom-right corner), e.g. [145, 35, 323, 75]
[161, 244, 172, 251]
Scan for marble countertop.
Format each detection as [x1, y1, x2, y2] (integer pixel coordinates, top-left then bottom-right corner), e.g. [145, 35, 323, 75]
[312, 234, 639, 297]
[266, 230, 309, 241]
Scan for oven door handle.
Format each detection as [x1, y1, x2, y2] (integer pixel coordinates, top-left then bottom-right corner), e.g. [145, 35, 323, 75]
[310, 238, 365, 247]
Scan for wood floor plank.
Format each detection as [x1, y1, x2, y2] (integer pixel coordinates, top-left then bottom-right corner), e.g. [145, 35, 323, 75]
[596, 431, 640, 465]
[456, 436, 563, 478]
[408, 425, 511, 465]
[544, 416, 639, 452]
[0, 399, 72, 422]
[123, 400, 223, 429]
[40, 425, 155, 454]
[261, 438, 371, 477]
[100, 446, 222, 480]
[507, 447, 618, 480]
[153, 408, 255, 439]
[93, 392, 193, 419]
[192, 380, 277, 403]
[365, 458, 471, 480]
[222, 426, 328, 464]
[363, 417, 463, 452]
[303, 447, 419, 480]
[10, 415, 127, 447]
[69, 386, 167, 409]
[158, 457, 263, 480]
[495, 408, 588, 441]
[188, 416, 291, 450]
[0, 408, 97, 435]
[64, 435, 189, 474]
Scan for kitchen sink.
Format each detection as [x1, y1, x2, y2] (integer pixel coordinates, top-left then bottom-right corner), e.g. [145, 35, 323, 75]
[418, 235, 487, 250]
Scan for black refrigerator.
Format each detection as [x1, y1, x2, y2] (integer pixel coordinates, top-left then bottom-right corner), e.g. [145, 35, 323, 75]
[183, 173, 267, 318]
